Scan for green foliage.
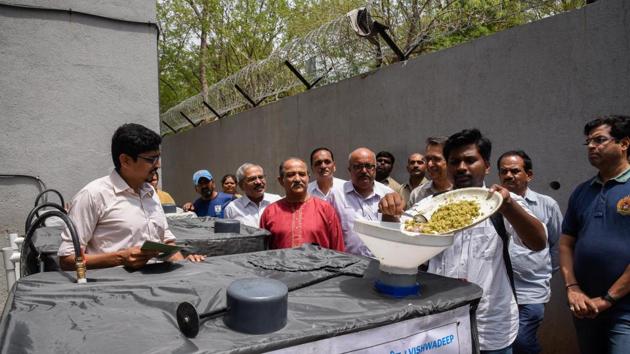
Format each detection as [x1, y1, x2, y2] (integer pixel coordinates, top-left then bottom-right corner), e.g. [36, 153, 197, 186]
[158, 0, 586, 115]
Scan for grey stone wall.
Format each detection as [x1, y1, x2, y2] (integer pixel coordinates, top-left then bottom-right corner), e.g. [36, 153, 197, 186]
[0, 1, 158, 299]
[162, 1, 629, 352]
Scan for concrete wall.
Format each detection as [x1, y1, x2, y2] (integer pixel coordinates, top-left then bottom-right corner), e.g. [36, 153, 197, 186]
[0, 0, 159, 297]
[162, 1, 629, 352]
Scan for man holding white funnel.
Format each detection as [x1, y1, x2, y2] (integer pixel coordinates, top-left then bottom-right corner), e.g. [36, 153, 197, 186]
[379, 128, 547, 354]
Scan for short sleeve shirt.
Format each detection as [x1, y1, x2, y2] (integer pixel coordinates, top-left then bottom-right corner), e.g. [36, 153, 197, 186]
[193, 192, 236, 218]
[562, 167, 630, 319]
[58, 170, 176, 256]
[330, 181, 393, 256]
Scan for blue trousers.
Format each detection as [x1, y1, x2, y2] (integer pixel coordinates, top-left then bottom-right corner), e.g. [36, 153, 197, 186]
[574, 315, 630, 354]
[481, 346, 512, 354]
[514, 303, 544, 354]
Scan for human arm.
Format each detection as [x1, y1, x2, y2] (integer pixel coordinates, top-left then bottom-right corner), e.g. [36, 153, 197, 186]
[559, 234, 598, 318]
[547, 200, 563, 273]
[489, 184, 547, 251]
[327, 205, 345, 252]
[59, 247, 160, 270]
[163, 239, 205, 263]
[182, 201, 195, 212]
[378, 192, 405, 222]
[581, 264, 630, 318]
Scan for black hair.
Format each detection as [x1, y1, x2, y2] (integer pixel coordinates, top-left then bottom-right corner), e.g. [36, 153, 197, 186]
[310, 147, 335, 166]
[425, 136, 448, 147]
[221, 174, 237, 184]
[111, 123, 161, 172]
[376, 151, 396, 164]
[497, 150, 533, 172]
[443, 129, 492, 162]
[583, 115, 630, 140]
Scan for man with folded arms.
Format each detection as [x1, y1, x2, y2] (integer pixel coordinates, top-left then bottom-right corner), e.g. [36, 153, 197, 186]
[259, 158, 344, 251]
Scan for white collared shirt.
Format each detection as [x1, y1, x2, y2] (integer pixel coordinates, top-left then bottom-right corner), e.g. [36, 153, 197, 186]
[421, 191, 546, 350]
[224, 192, 282, 227]
[330, 180, 393, 256]
[307, 177, 346, 202]
[58, 170, 176, 256]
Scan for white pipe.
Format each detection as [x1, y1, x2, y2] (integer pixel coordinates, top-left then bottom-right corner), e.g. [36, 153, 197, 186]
[9, 233, 18, 249]
[2, 247, 16, 289]
[13, 237, 24, 280]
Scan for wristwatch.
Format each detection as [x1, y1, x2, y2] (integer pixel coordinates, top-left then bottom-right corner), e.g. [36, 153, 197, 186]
[603, 291, 618, 305]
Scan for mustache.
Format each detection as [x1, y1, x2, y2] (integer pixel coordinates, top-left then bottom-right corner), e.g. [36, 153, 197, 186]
[291, 181, 305, 188]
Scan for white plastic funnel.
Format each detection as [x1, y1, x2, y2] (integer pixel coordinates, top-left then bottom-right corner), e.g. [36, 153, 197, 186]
[354, 220, 453, 275]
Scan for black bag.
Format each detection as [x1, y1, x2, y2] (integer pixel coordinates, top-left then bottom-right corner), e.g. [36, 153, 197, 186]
[489, 213, 517, 300]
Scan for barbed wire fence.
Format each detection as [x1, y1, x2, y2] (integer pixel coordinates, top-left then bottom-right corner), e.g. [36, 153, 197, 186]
[160, 0, 584, 135]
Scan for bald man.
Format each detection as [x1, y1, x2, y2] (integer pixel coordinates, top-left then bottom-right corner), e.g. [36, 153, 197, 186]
[329, 148, 394, 256]
[259, 158, 344, 251]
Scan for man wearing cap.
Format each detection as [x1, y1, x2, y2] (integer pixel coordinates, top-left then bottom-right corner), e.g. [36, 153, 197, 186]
[224, 163, 281, 227]
[183, 170, 236, 218]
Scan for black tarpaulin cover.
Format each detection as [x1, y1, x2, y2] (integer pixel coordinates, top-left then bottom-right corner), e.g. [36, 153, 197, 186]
[168, 217, 270, 256]
[27, 218, 271, 266]
[0, 245, 482, 353]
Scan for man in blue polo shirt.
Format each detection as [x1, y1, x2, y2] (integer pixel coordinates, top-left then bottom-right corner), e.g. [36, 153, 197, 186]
[183, 170, 235, 218]
[560, 115, 630, 354]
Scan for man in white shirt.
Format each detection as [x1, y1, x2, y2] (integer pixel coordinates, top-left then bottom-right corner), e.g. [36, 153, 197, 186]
[330, 147, 393, 256]
[58, 124, 204, 270]
[224, 163, 281, 227]
[380, 129, 547, 353]
[307, 147, 345, 202]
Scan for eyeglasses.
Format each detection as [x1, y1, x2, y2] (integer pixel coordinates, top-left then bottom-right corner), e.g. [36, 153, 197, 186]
[583, 136, 616, 147]
[137, 155, 160, 165]
[351, 163, 376, 172]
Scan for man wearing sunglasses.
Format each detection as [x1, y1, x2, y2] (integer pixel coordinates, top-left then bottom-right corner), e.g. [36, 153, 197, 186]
[560, 115, 630, 354]
[58, 123, 204, 270]
[329, 147, 393, 256]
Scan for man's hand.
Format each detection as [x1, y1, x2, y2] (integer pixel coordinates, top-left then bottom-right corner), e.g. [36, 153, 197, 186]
[567, 286, 599, 319]
[378, 192, 404, 222]
[584, 297, 613, 319]
[182, 202, 195, 212]
[119, 246, 159, 269]
[488, 184, 513, 212]
[186, 254, 206, 262]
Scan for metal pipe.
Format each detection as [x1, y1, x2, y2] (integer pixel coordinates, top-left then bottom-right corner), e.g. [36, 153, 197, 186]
[22, 210, 86, 283]
[34, 189, 65, 209]
[24, 202, 66, 235]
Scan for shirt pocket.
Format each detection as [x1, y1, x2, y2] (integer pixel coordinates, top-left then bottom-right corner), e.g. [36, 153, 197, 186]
[469, 229, 498, 261]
